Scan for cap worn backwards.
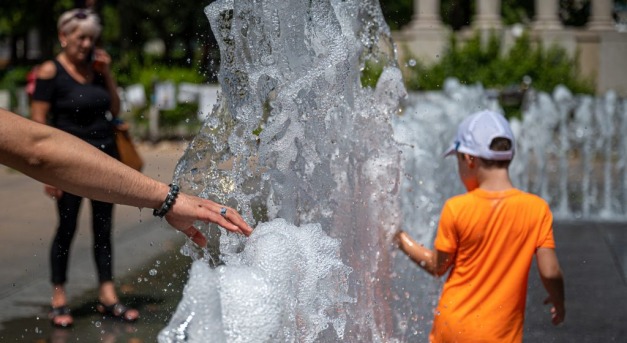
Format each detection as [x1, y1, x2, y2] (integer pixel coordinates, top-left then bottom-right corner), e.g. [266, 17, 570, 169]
[444, 110, 515, 161]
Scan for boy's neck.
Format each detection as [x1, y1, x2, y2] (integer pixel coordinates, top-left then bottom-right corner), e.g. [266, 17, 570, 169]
[476, 167, 513, 192]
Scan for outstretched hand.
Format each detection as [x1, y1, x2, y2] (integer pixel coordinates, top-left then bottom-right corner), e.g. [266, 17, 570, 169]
[164, 193, 254, 247]
[543, 296, 565, 325]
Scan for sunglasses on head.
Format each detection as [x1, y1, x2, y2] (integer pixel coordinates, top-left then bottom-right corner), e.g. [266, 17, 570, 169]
[60, 10, 89, 27]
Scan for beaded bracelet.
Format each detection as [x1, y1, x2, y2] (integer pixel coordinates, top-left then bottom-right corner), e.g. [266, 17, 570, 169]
[153, 184, 180, 218]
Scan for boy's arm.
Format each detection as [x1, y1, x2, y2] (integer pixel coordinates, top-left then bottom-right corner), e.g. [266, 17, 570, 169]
[396, 231, 453, 277]
[536, 247, 565, 325]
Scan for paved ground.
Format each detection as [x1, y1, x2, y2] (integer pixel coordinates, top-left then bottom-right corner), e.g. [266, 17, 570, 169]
[524, 220, 627, 342]
[0, 143, 626, 342]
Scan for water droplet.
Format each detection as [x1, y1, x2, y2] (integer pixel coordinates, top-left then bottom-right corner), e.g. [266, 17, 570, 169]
[95, 321, 102, 327]
[149, 269, 158, 276]
[408, 59, 416, 67]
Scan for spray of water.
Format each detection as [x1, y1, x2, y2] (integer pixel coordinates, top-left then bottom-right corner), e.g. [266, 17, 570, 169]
[511, 87, 627, 220]
[159, 0, 407, 341]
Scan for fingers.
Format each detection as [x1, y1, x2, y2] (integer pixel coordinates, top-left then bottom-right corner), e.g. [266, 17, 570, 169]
[544, 298, 565, 325]
[217, 206, 253, 236]
[551, 310, 564, 325]
[165, 193, 253, 241]
[180, 226, 207, 247]
[165, 194, 253, 241]
[395, 231, 406, 249]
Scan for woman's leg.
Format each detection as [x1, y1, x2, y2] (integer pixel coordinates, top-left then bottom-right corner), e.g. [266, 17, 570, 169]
[50, 193, 82, 285]
[91, 199, 114, 284]
[91, 199, 139, 321]
[49, 192, 82, 326]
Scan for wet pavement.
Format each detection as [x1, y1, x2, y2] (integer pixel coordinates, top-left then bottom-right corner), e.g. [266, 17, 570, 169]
[0, 248, 190, 342]
[1, 142, 626, 342]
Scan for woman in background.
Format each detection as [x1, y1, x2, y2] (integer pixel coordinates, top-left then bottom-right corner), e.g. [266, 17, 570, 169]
[30, 8, 137, 327]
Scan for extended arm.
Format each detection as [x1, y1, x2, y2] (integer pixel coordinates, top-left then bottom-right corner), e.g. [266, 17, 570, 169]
[396, 230, 453, 277]
[0, 109, 252, 244]
[536, 247, 565, 325]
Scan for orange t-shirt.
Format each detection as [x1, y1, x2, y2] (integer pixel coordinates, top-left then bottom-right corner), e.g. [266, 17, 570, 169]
[430, 188, 555, 343]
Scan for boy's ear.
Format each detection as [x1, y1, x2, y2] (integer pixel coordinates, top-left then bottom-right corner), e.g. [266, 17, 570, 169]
[463, 154, 476, 168]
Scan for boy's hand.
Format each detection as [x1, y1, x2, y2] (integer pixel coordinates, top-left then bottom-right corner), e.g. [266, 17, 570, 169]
[543, 296, 565, 325]
[394, 230, 406, 247]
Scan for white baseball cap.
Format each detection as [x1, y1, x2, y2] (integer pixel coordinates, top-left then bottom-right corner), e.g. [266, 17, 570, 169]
[444, 110, 515, 161]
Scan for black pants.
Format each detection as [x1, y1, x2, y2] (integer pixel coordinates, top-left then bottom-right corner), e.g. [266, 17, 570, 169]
[50, 192, 114, 285]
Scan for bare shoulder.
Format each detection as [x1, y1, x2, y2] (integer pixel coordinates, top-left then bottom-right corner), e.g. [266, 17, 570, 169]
[36, 60, 57, 79]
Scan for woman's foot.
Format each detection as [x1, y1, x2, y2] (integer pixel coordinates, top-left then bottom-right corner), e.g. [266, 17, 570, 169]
[49, 305, 73, 328]
[96, 302, 139, 322]
[50, 285, 73, 327]
[97, 281, 139, 322]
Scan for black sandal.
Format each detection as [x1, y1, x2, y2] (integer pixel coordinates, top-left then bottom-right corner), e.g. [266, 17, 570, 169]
[96, 302, 139, 322]
[49, 305, 73, 328]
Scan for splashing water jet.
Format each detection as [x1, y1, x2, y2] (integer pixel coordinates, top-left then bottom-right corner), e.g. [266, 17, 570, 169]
[159, 0, 408, 341]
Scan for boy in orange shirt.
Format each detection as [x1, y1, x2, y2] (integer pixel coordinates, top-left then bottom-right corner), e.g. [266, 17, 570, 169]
[397, 110, 565, 342]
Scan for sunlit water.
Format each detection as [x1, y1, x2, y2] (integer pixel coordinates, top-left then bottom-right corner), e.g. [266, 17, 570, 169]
[159, 0, 409, 341]
[511, 86, 627, 220]
[157, 1, 627, 342]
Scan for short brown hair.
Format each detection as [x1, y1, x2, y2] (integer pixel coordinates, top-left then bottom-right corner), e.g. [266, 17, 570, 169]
[479, 137, 512, 168]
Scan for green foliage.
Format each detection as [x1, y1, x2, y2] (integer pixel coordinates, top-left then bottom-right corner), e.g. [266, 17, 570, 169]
[129, 101, 202, 141]
[101, 4, 122, 45]
[160, 102, 201, 128]
[501, 0, 534, 25]
[0, 66, 29, 90]
[360, 58, 385, 89]
[113, 57, 206, 89]
[379, 0, 413, 31]
[405, 32, 595, 95]
[0, 66, 30, 108]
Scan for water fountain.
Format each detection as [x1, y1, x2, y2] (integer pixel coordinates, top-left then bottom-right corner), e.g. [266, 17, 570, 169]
[159, 0, 408, 341]
[511, 87, 627, 220]
[156, 0, 627, 342]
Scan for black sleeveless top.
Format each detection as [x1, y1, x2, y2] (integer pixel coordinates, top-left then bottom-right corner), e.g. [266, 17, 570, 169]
[33, 60, 115, 149]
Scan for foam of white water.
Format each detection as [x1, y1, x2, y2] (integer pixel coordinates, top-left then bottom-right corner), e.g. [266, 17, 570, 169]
[159, 219, 352, 343]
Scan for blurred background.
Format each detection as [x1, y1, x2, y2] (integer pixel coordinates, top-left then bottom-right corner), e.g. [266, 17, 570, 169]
[1, 0, 626, 136]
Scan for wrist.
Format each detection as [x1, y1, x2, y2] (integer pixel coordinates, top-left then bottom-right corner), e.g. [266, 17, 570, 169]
[153, 184, 180, 218]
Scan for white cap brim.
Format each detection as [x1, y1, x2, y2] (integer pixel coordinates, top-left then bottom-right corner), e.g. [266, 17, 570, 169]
[443, 144, 456, 158]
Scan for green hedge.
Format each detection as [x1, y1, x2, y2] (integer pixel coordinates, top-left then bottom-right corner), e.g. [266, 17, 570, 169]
[0, 66, 30, 110]
[404, 32, 595, 95]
